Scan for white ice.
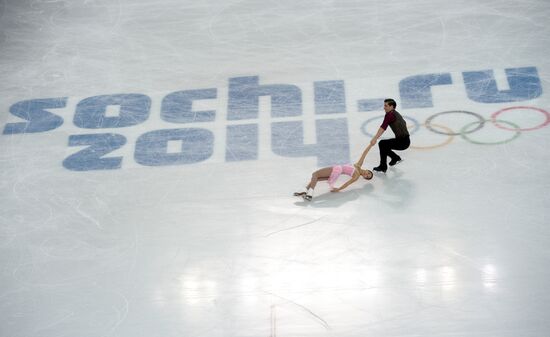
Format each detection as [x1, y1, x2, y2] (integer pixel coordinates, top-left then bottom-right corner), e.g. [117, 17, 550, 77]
[1, 1, 550, 336]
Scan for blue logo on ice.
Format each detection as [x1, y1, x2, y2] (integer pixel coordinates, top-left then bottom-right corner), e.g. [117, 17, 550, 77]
[1, 66, 543, 171]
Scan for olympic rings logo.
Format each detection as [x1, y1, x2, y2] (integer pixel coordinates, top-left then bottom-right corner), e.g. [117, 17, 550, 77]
[360, 106, 550, 149]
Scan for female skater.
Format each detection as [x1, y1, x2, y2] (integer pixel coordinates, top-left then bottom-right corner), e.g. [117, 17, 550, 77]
[294, 161, 373, 201]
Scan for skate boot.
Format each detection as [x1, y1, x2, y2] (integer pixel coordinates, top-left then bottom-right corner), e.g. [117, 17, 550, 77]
[373, 165, 387, 173]
[389, 156, 402, 166]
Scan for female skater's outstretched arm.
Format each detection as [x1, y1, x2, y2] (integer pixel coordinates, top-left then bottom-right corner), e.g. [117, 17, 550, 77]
[354, 144, 373, 169]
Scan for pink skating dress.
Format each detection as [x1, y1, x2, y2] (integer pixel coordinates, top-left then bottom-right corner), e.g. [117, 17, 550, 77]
[327, 164, 355, 188]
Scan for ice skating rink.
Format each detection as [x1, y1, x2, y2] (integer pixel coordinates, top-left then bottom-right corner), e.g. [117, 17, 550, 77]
[2, 1, 550, 336]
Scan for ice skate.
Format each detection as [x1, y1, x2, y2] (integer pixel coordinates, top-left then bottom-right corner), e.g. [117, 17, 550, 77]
[389, 156, 402, 166]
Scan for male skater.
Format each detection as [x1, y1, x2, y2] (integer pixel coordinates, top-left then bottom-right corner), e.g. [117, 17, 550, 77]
[356, 98, 410, 173]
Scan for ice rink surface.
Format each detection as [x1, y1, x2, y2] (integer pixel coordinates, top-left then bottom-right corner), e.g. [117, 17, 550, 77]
[1, 1, 550, 336]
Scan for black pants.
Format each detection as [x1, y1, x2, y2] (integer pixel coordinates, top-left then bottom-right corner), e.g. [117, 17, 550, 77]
[378, 136, 410, 167]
